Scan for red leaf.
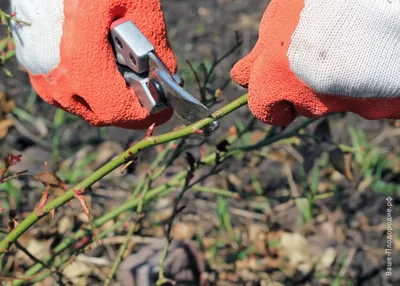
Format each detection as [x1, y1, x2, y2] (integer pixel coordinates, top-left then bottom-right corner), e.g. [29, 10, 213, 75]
[3, 154, 22, 168]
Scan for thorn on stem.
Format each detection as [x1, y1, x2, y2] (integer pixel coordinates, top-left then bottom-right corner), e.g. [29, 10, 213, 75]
[146, 123, 156, 138]
[121, 160, 135, 174]
[35, 187, 50, 216]
[193, 128, 204, 136]
[8, 210, 18, 232]
[73, 188, 88, 214]
[121, 153, 137, 173]
[73, 188, 100, 246]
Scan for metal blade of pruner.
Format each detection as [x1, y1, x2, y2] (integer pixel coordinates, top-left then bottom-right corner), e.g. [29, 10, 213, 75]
[110, 19, 219, 136]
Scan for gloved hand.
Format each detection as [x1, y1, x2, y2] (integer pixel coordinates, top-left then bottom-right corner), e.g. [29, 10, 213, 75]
[11, 0, 177, 129]
[231, 0, 400, 126]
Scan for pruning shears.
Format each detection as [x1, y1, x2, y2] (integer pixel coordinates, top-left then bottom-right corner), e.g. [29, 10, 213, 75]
[110, 18, 219, 136]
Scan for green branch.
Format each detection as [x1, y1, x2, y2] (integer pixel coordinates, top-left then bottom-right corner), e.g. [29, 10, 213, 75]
[11, 112, 318, 285]
[104, 178, 151, 285]
[0, 94, 248, 254]
[13, 168, 240, 284]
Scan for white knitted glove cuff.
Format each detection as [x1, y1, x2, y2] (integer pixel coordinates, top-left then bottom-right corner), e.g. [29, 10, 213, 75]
[10, 0, 64, 75]
[288, 0, 400, 98]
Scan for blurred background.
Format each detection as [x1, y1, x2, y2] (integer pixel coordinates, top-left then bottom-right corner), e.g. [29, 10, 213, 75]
[0, 0, 399, 285]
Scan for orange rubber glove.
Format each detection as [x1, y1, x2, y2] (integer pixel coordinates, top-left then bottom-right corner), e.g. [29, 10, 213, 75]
[231, 0, 400, 126]
[11, 0, 177, 129]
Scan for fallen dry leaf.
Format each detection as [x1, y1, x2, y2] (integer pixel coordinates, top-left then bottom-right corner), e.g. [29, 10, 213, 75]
[34, 167, 68, 197]
[344, 153, 354, 181]
[0, 88, 15, 114]
[171, 222, 195, 240]
[34, 172, 66, 190]
[329, 148, 354, 181]
[0, 86, 15, 139]
[316, 247, 337, 273]
[0, 119, 13, 139]
[228, 125, 238, 137]
[279, 232, 313, 277]
[63, 261, 92, 286]
[148, 197, 173, 223]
